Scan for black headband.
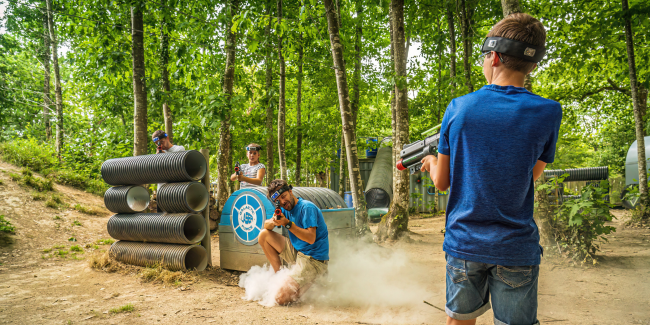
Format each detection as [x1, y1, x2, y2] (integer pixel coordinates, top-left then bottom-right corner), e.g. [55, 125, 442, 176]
[270, 184, 292, 201]
[481, 37, 546, 63]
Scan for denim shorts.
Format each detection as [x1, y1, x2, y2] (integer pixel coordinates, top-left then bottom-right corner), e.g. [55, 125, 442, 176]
[445, 254, 540, 325]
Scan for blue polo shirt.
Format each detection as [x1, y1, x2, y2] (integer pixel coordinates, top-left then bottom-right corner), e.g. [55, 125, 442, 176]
[438, 84, 562, 266]
[281, 198, 329, 261]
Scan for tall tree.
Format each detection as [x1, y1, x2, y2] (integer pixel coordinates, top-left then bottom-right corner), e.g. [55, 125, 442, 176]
[500, 0, 533, 92]
[277, 0, 288, 181]
[622, 0, 648, 219]
[160, 0, 173, 142]
[458, 0, 474, 93]
[351, 2, 362, 127]
[264, 1, 275, 184]
[295, 33, 303, 186]
[131, 3, 148, 156]
[41, 5, 51, 141]
[46, 0, 63, 160]
[215, 0, 240, 216]
[322, 0, 369, 234]
[377, 0, 410, 241]
[338, 131, 347, 197]
[446, 2, 456, 91]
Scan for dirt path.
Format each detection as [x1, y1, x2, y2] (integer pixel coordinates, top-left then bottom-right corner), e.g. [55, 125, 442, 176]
[0, 160, 649, 325]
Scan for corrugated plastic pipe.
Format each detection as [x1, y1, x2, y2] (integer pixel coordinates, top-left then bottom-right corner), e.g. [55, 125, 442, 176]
[109, 241, 207, 271]
[544, 166, 608, 182]
[157, 182, 209, 213]
[107, 213, 206, 244]
[101, 150, 207, 186]
[104, 185, 150, 213]
[250, 186, 348, 209]
[364, 147, 393, 209]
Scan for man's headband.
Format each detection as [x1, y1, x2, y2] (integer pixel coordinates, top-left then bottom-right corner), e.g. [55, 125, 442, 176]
[246, 146, 262, 151]
[152, 133, 168, 142]
[481, 37, 546, 63]
[270, 185, 292, 202]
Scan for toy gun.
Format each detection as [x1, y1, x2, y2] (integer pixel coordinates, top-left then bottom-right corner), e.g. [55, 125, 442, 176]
[274, 202, 283, 228]
[234, 161, 241, 176]
[396, 124, 441, 175]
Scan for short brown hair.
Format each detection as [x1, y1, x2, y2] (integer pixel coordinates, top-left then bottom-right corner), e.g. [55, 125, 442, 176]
[247, 143, 262, 150]
[152, 130, 167, 139]
[267, 179, 288, 198]
[486, 13, 546, 73]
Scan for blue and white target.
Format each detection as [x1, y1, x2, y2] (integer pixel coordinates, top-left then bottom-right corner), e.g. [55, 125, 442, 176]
[231, 193, 266, 245]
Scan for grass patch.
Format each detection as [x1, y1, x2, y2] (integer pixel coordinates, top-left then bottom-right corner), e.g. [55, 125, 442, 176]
[0, 179, 4, 185]
[138, 264, 198, 286]
[88, 250, 121, 273]
[53, 244, 65, 249]
[71, 220, 83, 227]
[70, 245, 83, 252]
[45, 193, 66, 209]
[0, 215, 16, 234]
[109, 303, 134, 314]
[96, 238, 115, 245]
[43, 248, 52, 253]
[74, 204, 99, 215]
[56, 249, 69, 257]
[31, 192, 46, 201]
[8, 168, 54, 192]
[53, 215, 61, 220]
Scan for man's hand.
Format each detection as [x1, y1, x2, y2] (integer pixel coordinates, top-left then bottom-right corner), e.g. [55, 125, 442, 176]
[273, 214, 289, 227]
[420, 155, 438, 172]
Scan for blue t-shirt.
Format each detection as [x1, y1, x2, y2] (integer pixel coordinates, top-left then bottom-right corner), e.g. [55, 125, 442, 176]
[281, 198, 329, 261]
[438, 84, 562, 266]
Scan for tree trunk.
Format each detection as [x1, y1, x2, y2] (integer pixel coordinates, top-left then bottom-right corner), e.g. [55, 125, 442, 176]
[338, 131, 347, 197]
[351, 3, 362, 128]
[42, 6, 52, 141]
[264, 0, 275, 184]
[500, 0, 533, 92]
[215, 0, 239, 216]
[46, 0, 63, 160]
[160, 0, 173, 142]
[377, 0, 410, 242]
[277, 0, 288, 181]
[458, 0, 474, 93]
[446, 4, 456, 91]
[131, 5, 148, 156]
[622, 0, 649, 219]
[295, 33, 303, 186]
[323, 0, 369, 234]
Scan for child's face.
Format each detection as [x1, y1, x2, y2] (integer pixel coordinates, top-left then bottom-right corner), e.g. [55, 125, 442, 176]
[247, 149, 259, 163]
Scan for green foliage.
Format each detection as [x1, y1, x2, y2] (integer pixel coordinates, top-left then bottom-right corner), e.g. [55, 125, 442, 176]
[0, 215, 16, 234]
[74, 204, 98, 215]
[71, 220, 83, 227]
[96, 238, 115, 245]
[70, 245, 83, 252]
[536, 176, 616, 264]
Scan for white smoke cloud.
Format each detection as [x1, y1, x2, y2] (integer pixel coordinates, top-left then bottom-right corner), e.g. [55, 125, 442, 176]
[239, 238, 431, 313]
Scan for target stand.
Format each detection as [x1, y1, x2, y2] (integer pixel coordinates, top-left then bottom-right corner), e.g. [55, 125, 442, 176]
[219, 187, 354, 271]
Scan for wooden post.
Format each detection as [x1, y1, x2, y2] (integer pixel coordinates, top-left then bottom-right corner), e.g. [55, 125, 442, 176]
[200, 148, 212, 267]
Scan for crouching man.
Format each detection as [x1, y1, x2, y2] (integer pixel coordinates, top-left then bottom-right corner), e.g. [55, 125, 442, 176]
[258, 179, 329, 305]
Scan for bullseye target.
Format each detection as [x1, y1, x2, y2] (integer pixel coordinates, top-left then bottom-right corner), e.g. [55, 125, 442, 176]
[231, 193, 266, 245]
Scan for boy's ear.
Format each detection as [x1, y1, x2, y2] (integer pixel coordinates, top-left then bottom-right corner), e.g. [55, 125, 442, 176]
[491, 51, 500, 67]
[527, 63, 538, 75]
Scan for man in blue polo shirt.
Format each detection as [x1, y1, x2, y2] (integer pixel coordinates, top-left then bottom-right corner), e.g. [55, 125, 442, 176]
[420, 13, 562, 325]
[258, 179, 329, 305]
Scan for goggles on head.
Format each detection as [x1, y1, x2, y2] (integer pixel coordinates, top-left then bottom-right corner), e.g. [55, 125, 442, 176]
[152, 133, 168, 143]
[246, 146, 262, 152]
[270, 185, 292, 202]
[480, 37, 546, 63]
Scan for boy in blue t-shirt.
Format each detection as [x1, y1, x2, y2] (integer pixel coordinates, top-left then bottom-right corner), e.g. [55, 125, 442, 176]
[420, 13, 561, 325]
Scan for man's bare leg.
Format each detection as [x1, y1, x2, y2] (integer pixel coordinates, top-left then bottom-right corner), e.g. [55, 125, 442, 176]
[446, 317, 476, 325]
[258, 229, 286, 272]
[275, 277, 300, 306]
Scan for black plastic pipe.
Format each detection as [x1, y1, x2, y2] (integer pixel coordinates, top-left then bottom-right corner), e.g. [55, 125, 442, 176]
[101, 150, 207, 186]
[109, 241, 207, 271]
[104, 185, 150, 213]
[107, 213, 206, 244]
[157, 182, 209, 213]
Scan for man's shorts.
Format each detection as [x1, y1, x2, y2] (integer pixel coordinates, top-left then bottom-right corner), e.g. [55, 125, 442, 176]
[279, 237, 328, 288]
[445, 254, 540, 325]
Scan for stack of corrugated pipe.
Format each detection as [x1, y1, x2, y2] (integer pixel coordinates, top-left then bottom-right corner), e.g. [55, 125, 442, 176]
[101, 150, 209, 271]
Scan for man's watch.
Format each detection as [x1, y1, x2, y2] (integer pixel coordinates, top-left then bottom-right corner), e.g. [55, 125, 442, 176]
[284, 221, 293, 230]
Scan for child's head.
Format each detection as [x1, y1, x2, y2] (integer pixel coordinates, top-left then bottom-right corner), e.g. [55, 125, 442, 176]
[483, 13, 546, 84]
[246, 143, 262, 163]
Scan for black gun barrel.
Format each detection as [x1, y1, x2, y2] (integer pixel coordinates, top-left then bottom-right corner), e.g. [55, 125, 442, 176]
[396, 144, 436, 171]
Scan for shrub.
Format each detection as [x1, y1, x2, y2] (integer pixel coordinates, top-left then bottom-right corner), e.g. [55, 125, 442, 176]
[32, 192, 46, 201]
[0, 215, 16, 234]
[0, 138, 57, 172]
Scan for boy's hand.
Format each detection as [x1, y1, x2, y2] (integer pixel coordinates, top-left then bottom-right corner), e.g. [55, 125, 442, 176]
[420, 155, 438, 172]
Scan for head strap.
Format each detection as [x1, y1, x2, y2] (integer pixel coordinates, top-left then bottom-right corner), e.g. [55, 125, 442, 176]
[152, 133, 168, 143]
[270, 185, 292, 202]
[481, 37, 546, 63]
[246, 146, 262, 151]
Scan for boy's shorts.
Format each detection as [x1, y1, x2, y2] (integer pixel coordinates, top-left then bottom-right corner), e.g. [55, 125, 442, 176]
[279, 237, 328, 288]
[445, 254, 540, 325]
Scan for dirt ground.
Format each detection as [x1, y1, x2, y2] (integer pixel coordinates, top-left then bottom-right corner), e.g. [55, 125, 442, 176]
[1, 160, 649, 325]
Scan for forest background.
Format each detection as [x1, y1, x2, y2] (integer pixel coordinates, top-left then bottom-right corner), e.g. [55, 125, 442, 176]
[0, 0, 649, 235]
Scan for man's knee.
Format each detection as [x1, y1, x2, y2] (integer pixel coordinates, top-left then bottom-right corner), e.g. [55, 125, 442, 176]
[259, 229, 270, 243]
[275, 284, 299, 306]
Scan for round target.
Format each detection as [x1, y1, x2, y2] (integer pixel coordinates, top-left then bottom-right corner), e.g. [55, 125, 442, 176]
[231, 193, 266, 245]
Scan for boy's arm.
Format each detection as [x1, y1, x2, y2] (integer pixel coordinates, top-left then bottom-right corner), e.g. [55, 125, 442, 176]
[421, 154, 450, 191]
[533, 160, 547, 181]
